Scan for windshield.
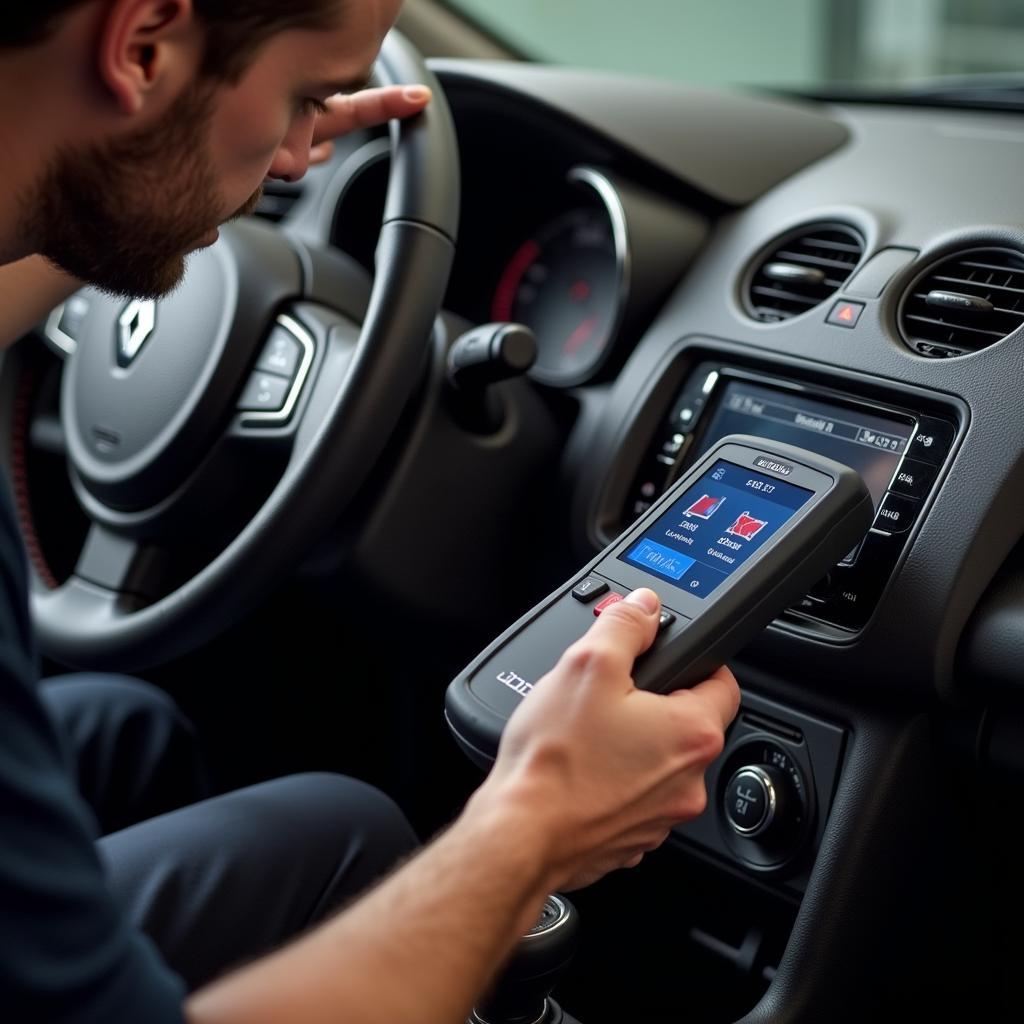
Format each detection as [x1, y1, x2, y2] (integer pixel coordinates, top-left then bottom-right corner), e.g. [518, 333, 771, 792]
[442, 0, 1024, 95]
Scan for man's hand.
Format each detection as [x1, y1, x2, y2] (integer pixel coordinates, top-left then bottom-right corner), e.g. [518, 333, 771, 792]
[188, 593, 737, 1024]
[308, 85, 432, 165]
[470, 588, 741, 892]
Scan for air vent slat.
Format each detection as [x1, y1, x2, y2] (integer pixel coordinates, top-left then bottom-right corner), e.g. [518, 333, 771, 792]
[774, 250, 859, 271]
[903, 314, 1007, 339]
[751, 285, 821, 306]
[931, 274, 1024, 297]
[958, 259, 1024, 274]
[799, 237, 863, 254]
[745, 224, 864, 324]
[900, 247, 1024, 357]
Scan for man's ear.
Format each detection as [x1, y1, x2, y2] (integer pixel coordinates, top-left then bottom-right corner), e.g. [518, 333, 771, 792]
[96, 0, 199, 115]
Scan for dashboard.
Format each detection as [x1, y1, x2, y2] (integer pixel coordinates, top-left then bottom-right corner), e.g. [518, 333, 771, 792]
[179, 58, 1024, 1020]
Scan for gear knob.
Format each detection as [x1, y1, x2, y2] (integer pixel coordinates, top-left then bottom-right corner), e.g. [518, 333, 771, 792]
[471, 895, 580, 1024]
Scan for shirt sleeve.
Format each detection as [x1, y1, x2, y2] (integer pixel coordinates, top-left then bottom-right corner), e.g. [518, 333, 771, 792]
[0, 487, 186, 1023]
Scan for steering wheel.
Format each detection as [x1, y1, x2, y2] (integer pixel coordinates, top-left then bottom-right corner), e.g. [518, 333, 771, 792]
[31, 33, 459, 671]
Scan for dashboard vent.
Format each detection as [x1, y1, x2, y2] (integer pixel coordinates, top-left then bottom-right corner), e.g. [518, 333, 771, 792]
[254, 182, 305, 223]
[746, 224, 864, 322]
[899, 247, 1024, 358]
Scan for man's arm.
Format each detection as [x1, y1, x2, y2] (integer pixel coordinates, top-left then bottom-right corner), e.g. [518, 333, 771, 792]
[0, 255, 80, 348]
[187, 591, 740, 1024]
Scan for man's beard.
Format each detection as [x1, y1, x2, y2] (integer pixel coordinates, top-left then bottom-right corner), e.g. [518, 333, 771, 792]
[24, 84, 262, 300]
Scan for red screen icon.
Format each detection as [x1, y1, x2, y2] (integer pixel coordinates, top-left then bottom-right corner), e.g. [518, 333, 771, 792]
[726, 511, 768, 540]
[684, 494, 726, 519]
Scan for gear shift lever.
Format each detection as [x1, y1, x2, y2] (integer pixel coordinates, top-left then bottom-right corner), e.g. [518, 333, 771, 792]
[470, 894, 580, 1024]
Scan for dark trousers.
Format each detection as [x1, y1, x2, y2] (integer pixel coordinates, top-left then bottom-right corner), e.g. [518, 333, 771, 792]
[41, 674, 419, 991]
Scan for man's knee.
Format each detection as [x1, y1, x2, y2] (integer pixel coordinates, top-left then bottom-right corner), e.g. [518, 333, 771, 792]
[257, 773, 418, 866]
[42, 673, 192, 739]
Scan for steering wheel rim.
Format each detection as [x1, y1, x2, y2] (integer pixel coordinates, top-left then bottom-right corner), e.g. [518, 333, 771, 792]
[31, 32, 460, 671]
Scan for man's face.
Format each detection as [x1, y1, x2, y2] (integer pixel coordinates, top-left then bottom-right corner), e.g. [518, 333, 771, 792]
[25, 0, 402, 299]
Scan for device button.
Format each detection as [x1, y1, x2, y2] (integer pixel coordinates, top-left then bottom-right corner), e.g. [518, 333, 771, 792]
[907, 417, 956, 465]
[256, 327, 303, 380]
[571, 577, 609, 604]
[658, 610, 676, 632]
[890, 458, 937, 499]
[826, 299, 865, 328]
[839, 538, 865, 567]
[593, 592, 625, 616]
[873, 492, 919, 535]
[238, 372, 291, 413]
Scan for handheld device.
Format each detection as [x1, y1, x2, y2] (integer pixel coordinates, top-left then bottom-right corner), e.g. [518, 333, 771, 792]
[445, 435, 873, 767]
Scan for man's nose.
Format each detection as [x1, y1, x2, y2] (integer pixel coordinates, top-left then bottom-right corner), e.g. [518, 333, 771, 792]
[267, 118, 317, 183]
[266, 142, 311, 184]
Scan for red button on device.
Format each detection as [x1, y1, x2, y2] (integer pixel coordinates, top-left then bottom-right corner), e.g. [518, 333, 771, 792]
[593, 592, 625, 616]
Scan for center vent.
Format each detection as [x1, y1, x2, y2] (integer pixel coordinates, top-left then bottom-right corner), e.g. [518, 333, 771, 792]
[746, 224, 864, 323]
[899, 247, 1024, 358]
[254, 182, 305, 223]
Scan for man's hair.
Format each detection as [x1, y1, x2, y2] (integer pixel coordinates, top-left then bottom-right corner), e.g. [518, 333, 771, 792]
[2, 1, 345, 80]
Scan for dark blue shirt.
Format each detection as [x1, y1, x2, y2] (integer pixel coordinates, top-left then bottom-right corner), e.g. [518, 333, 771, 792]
[0, 477, 185, 1021]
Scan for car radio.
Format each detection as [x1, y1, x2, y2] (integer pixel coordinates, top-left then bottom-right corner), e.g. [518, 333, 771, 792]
[622, 363, 960, 633]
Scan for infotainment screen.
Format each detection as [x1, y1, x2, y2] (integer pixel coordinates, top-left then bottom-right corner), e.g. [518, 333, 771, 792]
[620, 459, 813, 598]
[693, 381, 913, 509]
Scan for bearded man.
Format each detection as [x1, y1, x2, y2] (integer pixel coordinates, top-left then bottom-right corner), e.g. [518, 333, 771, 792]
[0, 3, 739, 1021]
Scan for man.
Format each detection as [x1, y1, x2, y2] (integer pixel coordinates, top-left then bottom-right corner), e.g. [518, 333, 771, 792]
[0, 2, 741, 1022]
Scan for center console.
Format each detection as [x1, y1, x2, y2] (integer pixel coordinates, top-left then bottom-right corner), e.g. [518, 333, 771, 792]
[584, 341, 966, 896]
[612, 352, 962, 637]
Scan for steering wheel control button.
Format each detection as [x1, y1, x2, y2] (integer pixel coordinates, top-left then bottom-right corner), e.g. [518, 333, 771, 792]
[890, 458, 937, 499]
[907, 416, 956, 465]
[826, 299, 865, 328]
[59, 295, 91, 342]
[658, 610, 676, 632]
[238, 372, 291, 413]
[724, 767, 775, 836]
[571, 577, 609, 603]
[256, 328, 303, 380]
[593, 592, 625, 616]
[873, 492, 919, 535]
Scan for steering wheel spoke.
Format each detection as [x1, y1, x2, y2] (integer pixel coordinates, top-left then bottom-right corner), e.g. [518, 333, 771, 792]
[72, 524, 166, 604]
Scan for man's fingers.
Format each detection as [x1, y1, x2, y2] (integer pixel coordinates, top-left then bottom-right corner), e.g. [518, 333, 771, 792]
[560, 589, 661, 682]
[312, 85, 432, 144]
[672, 664, 741, 730]
[309, 141, 335, 166]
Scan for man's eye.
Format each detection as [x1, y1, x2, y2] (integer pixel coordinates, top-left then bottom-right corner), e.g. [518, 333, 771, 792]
[299, 97, 330, 117]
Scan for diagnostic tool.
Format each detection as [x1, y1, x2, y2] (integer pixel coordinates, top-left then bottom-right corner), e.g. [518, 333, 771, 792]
[445, 435, 873, 766]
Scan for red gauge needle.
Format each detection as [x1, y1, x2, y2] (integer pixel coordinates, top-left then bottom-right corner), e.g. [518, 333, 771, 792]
[563, 314, 599, 356]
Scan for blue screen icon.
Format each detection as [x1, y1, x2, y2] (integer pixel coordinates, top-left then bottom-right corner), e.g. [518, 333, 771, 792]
[627, 540, 696, 581]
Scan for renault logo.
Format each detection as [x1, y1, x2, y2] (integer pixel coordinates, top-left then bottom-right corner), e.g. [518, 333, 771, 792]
[117, 299, 156, 367]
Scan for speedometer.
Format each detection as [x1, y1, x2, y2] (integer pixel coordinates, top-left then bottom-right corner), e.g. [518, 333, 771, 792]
[491, 195, 625, 386]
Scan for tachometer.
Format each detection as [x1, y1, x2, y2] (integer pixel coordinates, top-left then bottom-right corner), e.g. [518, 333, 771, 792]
[491, 181, 626, 386]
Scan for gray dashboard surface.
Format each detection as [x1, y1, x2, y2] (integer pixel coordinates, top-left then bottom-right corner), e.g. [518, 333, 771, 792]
[430, 59, 851, 205]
